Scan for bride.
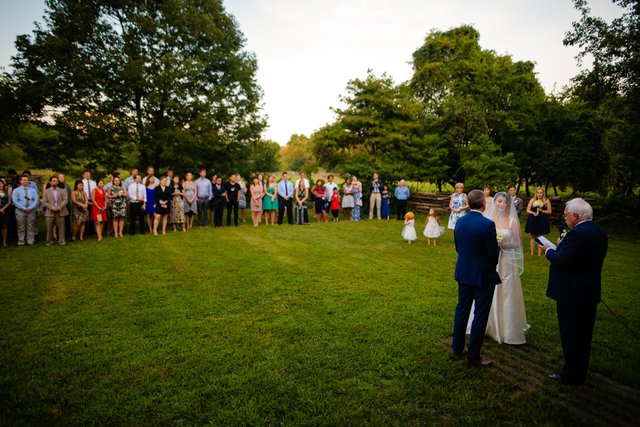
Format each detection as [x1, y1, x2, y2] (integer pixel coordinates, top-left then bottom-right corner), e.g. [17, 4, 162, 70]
[468, 191, 528, 344]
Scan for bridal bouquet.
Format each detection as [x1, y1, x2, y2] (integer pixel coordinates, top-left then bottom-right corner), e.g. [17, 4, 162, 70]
[496, 230, 504, 244]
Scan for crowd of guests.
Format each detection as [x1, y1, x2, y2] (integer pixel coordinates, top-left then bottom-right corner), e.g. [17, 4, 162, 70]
[0, 168, 421, 247]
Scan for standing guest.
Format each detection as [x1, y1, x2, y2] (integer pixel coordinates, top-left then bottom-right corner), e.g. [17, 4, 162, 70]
[108, 176, 128, 238]
[402, 212, 417, 244]
[165, 168, 174, 187]
[142, 166, 156, 187]
[211, 176, 226, 227]
[423, 208, 445, 246]
[225, 174, 241, 226]
[0, 179, 12, 246]
[7, 169, 19, 189]
[249, 176, 265, 227]
[447, 183, 469, 230]
[539, 198, 608, 386]
[127, 174, 146, 235]
[169, 175, 186, 232]
[104, 172, 119, 237]
[277, 172, 294, 225]
[208, 173, 218, 225]
[195, 169, 211, 226]
[42, 175, 69, 246]
[508, 185, 524, 217]
[381, 184, 391, 220]
[483, 185, 494, 210]
[294, 171, 310, 189]
[525, 187, 553, 256]
[153, 175, 172, 235]
[71, 180, 89, 241]
[237, 175, 247, 224]
[145, 176, 156, 233]
[351, 176, 363, 222]
[394, 179, 411, 220]
[12, 174, 39, 246]
[22, 170, 39, 192]
[90, 178, 107, 241]
[341, 178, 354, 221]
[312, 179, 329, 223]
[295, 178, 309, 225]
[369, 172, 383, 220]
[451, 189, 501, 367]
[4, 172, 18, 240]
[58, 173, 72, 239]
[262, 175, 278, 225]
[324, 175, 338, 203]
[81, 169, 97, 236]
[330, 187, 341, 222]
[183, 172, 197, 229]
[124, 167, 138, 189]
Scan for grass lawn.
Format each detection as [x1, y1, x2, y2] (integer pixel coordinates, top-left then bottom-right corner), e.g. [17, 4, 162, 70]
[1, 213, 639, 426]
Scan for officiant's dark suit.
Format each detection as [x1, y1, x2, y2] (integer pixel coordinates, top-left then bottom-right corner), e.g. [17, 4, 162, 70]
[452, 190, 501, 366]
[545, 205, 607, 385]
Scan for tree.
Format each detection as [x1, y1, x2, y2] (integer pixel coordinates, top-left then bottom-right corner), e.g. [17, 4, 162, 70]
[10, 0, 267, 173]
[279, 134, 315, 172]
[564, 0, 640, 194]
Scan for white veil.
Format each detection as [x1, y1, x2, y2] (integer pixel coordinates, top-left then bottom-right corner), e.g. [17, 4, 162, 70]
[484, 191, 524, 275]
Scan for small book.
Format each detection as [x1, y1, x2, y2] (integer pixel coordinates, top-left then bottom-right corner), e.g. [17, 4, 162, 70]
[535, 235, 556, 250]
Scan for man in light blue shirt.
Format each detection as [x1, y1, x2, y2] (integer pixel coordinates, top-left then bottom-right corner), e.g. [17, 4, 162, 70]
[277, 172, 294, 224]
[195, 168, 212, 226]
[12, 174, 39, 246]
[394, 179, 411, 220]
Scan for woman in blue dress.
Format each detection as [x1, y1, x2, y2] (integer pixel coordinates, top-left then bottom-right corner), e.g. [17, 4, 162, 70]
[145, 176, 156, 233]
[351, 176, 362, 221]
[381, 184, 391, 220]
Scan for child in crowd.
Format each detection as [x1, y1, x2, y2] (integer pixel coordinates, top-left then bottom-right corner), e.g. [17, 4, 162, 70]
[402, 211, 417, 244]
[423, 208, 445, 245]
[330, 187, 341, 222]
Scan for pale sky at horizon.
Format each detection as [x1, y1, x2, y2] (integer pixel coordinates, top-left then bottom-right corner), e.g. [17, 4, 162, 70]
[1, 0, 625, 144]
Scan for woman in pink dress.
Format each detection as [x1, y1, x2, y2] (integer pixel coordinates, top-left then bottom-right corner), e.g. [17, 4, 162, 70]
[249, 176, 264, 227]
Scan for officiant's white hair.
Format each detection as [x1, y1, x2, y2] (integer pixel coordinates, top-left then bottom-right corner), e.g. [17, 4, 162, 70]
[566, 198, 593, 220]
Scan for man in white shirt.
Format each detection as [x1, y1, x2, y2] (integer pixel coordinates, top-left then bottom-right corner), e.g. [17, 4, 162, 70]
[124, 167, 138, 189]
[127, 174, 147, 234]
[324, 175, 338, 202]
[82, 169, 97, 235]
[294, 172, 310, 189]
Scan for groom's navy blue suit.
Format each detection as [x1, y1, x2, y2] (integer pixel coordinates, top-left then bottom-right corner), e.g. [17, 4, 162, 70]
[452, 210, 501, 361]
[546, 220, 607, 384]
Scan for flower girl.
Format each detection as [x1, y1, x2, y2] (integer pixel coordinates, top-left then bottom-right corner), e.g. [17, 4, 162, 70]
[423, 208, 445, 245]
[402, 212, 417, 244]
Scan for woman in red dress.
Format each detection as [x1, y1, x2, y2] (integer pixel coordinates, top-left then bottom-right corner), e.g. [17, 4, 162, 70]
[90, 179, 107, 241]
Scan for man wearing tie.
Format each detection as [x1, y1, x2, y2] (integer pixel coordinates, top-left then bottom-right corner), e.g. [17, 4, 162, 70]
[539, 198, 608, 385]
[42, 175, 69, 246]
[12, 174, 39, 246]
[127, 174, 147, 234]
[277, 172, 294, 225]
[82, 169, 97, 235]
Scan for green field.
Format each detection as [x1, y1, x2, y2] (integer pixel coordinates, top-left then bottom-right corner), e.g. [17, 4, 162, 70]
[1, 215, 639, 425]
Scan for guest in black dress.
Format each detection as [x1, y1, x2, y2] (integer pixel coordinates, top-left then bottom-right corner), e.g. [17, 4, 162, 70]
[525, 187, 552, 256]
[153, 175, 172, 236]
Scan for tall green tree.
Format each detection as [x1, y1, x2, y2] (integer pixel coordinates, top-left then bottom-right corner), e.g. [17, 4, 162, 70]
[564, 0, 640, 195]
[10, 0, 266, 172]
[279, 134, 315, 172]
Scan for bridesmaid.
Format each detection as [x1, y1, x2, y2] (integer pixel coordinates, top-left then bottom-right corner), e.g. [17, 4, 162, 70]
[90, 178, 107, 241]
[71, 180, 89, 241]
[145, 176, 156, 233]
[249, 176, 264, 227]
[183, 172, 197, 229]
[153, 175, 172, 235]
[525, 187, 552, 255]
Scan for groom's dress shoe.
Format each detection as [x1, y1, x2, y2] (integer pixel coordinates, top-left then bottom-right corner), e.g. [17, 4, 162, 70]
[464, 358, 493, 368]
[450, 352, 465, 361]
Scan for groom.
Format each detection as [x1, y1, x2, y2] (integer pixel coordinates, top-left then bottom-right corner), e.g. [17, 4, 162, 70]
[451, 189, 501, 367]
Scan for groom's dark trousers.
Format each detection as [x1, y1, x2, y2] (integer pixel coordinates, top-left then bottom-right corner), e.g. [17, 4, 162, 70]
[451, 210, 501, 362]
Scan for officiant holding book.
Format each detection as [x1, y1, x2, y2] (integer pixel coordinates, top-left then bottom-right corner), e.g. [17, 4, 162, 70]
[539, 198, 608, 386]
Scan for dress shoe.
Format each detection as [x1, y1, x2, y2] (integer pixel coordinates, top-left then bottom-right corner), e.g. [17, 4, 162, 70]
[464, 358, 493, 368]
[450, 352, 465, 361]
[548, 373, 562, 381]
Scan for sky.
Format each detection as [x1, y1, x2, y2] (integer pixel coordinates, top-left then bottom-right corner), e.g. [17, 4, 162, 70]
[0, 0, 625, 144]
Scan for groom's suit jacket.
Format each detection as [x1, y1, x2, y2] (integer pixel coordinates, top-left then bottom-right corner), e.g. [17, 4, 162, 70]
[454, 210, 501, 287]
[546, 220, 608, 306]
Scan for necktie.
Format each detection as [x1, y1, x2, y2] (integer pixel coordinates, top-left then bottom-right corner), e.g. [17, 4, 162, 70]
[136, 185, 140, 200]
[285, 182, 288, 197]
